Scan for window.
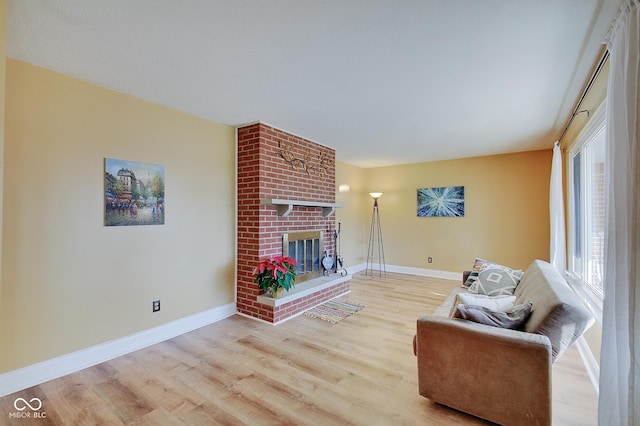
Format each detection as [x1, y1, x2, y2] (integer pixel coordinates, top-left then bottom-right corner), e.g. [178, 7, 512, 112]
[568, 104, 606, 310]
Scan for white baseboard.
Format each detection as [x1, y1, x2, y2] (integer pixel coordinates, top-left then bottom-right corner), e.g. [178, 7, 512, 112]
[344, 263, 367, 274]
[576, 335, 600, 395]
[350, 262, 461, 281]
[385, 264, 461, 281]
[0, 302, 236, 398]
[0, 265, 463, 397]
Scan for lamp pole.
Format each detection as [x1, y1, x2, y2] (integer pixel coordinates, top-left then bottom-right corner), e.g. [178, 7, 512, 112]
[366, 192, 386, 277]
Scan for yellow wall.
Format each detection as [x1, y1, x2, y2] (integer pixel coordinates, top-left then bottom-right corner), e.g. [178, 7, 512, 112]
[0, 0, 7, 316]
[0, 60, 236, 373]
[337, 150, 552, 274]
[335, 161, 368, 268]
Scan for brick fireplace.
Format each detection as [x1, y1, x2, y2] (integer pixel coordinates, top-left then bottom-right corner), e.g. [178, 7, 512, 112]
[237, 122, 350, 323]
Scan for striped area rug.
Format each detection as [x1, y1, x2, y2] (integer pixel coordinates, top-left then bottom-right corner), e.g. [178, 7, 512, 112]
[303, 299, 365, 324]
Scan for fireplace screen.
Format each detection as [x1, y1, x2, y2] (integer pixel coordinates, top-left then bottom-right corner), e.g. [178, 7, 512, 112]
[283, 230, 324, 283]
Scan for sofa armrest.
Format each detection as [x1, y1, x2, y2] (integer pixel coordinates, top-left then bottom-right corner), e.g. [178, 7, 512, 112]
[462, 270, 471, 284]
[415, 315, 552, 426]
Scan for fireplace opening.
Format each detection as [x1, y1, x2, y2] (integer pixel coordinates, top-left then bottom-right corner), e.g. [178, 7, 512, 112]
[283, 230, 324, 283]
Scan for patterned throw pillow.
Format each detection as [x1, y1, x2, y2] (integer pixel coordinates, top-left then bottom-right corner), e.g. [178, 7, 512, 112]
[462, 258, 497, 288]
[468, 264, 524, 296]
[453, 302, 533, 330]
[448, 293, 516, 317]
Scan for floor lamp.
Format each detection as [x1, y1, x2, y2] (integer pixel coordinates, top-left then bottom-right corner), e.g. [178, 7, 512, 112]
[366, 192, 386, 277]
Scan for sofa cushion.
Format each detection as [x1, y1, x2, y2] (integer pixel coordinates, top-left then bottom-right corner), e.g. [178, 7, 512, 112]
[448, 293, 516, 317]
[462, 257, 496, 288]
[453, 302, 533, 330]
[468, 264, 524, 296]
[514, 260, 594, 361]
[433, 287, 466, 317]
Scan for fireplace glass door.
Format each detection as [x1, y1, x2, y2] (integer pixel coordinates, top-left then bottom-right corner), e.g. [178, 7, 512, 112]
[283, 230, 324, 283]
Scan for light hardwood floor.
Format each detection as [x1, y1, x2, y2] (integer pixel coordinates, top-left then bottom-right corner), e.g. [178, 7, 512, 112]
[0, 272, 598, 425]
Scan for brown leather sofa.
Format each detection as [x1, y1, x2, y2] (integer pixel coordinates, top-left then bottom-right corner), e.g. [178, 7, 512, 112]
[414, 260, 593, 425]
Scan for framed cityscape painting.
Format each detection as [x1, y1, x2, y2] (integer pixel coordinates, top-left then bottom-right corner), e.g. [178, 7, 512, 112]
[417, 186, 464, 217]
[104, 158, 165, 226]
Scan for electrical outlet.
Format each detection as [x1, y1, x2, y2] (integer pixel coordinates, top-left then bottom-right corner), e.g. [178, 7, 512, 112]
[428, 257, 433, 263]
[152, 300, 160, 312]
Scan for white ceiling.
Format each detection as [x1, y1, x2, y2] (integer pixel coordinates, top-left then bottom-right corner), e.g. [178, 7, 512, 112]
[7, 0, 622, 168]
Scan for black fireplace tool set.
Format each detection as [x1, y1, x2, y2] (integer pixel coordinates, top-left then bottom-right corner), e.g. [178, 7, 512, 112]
[322, 222, 347, 277]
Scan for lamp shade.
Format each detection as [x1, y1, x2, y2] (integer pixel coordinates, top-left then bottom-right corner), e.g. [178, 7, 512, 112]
[369, 192, 384, 199]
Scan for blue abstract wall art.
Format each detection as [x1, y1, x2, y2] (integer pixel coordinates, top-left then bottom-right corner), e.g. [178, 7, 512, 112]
[417, 186, 465, 217]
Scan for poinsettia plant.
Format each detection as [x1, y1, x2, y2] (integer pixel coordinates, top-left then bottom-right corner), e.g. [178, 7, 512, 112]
[253, 255, 298, 294]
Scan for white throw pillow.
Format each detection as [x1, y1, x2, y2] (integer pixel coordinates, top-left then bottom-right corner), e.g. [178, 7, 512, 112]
[448, 293, 516, 317]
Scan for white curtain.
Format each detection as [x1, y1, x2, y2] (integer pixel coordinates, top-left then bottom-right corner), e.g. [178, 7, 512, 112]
[598, 0, 640, 424]
[550, 141, 566, 274]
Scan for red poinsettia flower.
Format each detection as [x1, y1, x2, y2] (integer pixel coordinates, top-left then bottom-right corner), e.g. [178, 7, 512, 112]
[253, 256, 298, 294]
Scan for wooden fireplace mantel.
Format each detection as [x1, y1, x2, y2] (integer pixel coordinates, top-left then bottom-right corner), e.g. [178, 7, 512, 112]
[260, 198, 345, 217]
